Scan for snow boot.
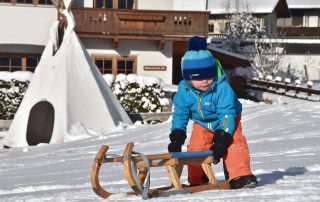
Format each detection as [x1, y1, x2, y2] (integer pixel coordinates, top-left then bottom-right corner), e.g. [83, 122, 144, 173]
[229, 175, 257, 189]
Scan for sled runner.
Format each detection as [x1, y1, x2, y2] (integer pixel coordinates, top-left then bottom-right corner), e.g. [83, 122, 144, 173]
[91, 142, 230, 199]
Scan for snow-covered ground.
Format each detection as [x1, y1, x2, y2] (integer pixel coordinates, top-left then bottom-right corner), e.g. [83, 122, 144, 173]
[1, 98, 320, 201]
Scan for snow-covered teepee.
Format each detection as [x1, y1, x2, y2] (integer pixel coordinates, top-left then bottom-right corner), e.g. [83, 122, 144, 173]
[2, 1, 132, 148]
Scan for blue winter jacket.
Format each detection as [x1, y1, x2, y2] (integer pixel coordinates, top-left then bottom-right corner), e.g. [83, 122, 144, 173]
[171, 67, 242, 136]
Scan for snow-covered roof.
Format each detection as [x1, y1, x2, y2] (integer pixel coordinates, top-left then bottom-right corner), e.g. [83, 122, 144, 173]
[207, 44, 249, 61]
[208, 0, 284, 14]
[260, 38, 320, 44]
[287, 0, 320, 9]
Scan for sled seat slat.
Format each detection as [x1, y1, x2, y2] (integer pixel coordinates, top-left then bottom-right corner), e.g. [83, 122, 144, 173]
[136, 156, 213, 168]
[171, 150, 212, 159]
[104, 150, 212, 164]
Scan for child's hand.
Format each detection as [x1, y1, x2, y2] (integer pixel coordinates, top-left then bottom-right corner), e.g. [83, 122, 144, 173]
[168, 142, 183, 152]
[168, 129, 187, 153]
[210, 129, 232, 164]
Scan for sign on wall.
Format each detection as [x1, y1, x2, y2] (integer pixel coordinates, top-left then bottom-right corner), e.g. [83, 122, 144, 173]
[144, 66, 167, 71]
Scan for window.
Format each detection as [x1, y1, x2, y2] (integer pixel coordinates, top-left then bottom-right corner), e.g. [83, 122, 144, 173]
[95, 0, 135, 9]
[16, 0, 33, 3]
[26, 57, 40, 72]
[93, 55, 137, 75]
[117, 58, 134, 74]
[208, 24, 214, 33]
[11, 57, 22, 72]
[96, 0, 113, 8]
[0, 54, 40, 72]
[118, 0, 134, 9]
[38, 0, 53, 5]
[0, 0, 53, 5]
[265, 22, 268, 33]
[0, 56, 10, 71]
[277, 18, 292, 27]
[0, 56, 21, 72]
[224, 22, 231, 34]
[95, 58, 113, 74]
[303, 15, 319, 27]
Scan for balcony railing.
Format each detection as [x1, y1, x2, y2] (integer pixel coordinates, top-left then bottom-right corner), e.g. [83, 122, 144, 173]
[277, 27, 320, 38]
[72, 8, 209, 41]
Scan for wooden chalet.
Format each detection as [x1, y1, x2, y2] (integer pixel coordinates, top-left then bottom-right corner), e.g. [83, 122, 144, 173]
[0, 0, 210, 85]
[277, 0, 320, 39]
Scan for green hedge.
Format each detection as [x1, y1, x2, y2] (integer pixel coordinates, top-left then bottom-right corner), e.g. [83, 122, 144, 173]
[0, 75, 167, 120]
[0, 79, 29, 120]
[111, 79, 166, 113]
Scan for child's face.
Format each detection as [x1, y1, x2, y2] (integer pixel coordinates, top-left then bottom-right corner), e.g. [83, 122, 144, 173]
[189, 78, 214, 91]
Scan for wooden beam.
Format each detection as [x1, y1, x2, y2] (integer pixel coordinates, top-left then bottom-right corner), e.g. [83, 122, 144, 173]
[201, 163, 218, 184]
[78, 33, 191, 42]
[90, 145, 113, 198]
[113, 0, 118, 9]
[117, 13, 166, 22]
[165, 166, 182, 189]
[112, 38, 119, 49]
[158, 40, 165, 50]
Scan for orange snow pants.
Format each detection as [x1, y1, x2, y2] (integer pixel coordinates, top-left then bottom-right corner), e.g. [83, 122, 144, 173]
[187, 115, 252, 185]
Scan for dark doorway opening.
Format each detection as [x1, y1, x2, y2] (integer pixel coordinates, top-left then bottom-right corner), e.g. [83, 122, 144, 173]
[26, 101, 55, 146]
[172, 41, 187, 85]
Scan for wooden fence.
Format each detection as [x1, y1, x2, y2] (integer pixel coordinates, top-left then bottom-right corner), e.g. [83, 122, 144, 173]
[247, 79, 320, 101]
[128, 112, 172, 122]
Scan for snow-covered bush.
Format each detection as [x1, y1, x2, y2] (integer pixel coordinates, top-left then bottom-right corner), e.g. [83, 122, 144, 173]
[0, 71, 168, 120]
[0, 72, 32, 120]
[109, 74, 167, 113]
[227, 13, 263, 40]
[103, 74, 115, 86]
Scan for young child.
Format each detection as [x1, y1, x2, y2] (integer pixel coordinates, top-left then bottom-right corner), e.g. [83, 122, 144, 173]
[168, 36, 257, 189]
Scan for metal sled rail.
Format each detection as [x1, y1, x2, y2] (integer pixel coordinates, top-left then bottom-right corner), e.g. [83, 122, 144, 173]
[91, 142, 230, 199]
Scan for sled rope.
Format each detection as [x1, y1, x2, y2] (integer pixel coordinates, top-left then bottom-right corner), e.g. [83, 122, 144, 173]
[104, 151, 151, 199]
[103, 153, 120, 160]
[127, 151, 151, 199]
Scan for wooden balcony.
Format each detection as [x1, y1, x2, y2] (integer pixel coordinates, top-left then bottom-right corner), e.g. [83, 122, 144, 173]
[72, 8, 209, 42]
[277, 27, 320, 38]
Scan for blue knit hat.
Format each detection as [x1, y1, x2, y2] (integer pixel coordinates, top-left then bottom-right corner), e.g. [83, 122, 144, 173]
[182, 36, 216, 80]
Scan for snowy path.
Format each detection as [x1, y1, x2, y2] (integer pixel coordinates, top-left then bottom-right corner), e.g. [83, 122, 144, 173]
[1, 99, 320, 201]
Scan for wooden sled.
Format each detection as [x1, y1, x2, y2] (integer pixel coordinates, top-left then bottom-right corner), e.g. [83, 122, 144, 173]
[91, 142, 230, 199]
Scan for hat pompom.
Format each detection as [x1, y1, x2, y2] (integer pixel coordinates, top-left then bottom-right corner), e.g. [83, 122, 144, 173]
[188, 36, 207, 51]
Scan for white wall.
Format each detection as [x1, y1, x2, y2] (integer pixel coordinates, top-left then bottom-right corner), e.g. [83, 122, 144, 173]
[174, 0, 206, 11]
[79, 0, 173, 9]
[0, 5, 56, 46]
[281, 54, 320, 80]
[82, 39, 173, 84]
[83, 0, 93, 8]
[138, 0, 173, 10]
